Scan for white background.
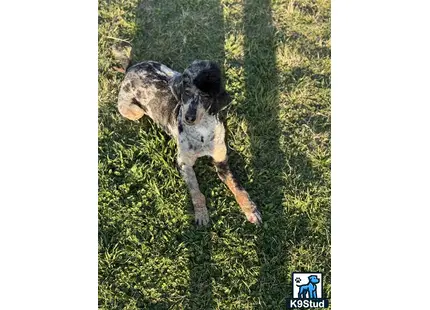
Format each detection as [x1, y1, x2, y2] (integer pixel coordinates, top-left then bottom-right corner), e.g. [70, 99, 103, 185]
[0, 1, 429, 309]
[332, 1, 430, 309]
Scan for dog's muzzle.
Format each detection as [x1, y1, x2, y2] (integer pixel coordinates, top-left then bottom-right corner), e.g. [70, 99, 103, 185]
[184, 101, 198, 125]
[185, 115, 196, 124]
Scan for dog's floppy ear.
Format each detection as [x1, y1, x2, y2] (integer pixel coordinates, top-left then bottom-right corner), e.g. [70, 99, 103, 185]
[209, 89, 232, 114]
[193, 62, 222, 95]
[170, 74, 183, 101]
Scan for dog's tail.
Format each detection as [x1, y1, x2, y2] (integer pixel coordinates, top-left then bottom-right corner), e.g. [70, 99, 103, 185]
[112, 42, 132, 74]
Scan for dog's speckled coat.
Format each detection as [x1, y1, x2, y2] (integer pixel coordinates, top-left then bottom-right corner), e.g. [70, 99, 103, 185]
[117, 60, 262, 225]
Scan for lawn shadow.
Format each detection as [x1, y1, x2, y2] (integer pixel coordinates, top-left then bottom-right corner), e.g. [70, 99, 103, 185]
[241, 1, 330, 307]
[241, 0, 311, 307]
[130, 0, 226, 308]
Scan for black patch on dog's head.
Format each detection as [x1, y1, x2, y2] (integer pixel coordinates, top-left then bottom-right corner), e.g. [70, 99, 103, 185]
[173, 61, 233, 115]
[189, 61, 232, 114]
[193, 61, 222, 95]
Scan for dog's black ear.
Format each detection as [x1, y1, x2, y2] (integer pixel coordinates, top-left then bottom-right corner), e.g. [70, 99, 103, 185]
[193, 62, 222, 95]
[170, 74, 183, 101]
[209, 90, 232, 114]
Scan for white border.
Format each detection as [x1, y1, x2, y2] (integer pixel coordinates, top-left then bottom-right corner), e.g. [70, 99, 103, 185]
[0, 1, 97, 309]
[1, 0, 430, 309]
[333, 0, 430, 309]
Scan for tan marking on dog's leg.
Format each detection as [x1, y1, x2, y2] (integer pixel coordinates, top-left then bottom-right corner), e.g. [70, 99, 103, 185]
[212, 144, 262, 224]
[211, 143, 227, 163]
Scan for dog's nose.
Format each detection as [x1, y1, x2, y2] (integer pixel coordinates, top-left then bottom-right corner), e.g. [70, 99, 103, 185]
[185, 114, 196, 124]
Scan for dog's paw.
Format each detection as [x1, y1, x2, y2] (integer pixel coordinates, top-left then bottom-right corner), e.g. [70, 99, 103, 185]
[194, 208, 209, 226]
[246, 208, 262, 225]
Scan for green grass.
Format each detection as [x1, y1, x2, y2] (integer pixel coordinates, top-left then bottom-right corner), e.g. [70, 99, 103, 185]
[98, 0, 331, 308]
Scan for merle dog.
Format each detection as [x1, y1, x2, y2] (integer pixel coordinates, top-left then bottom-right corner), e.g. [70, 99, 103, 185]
[117, 59, 262, 226]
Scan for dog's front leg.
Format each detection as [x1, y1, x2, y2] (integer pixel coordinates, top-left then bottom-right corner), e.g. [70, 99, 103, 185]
[177, 158, 209, 226]
[212, 144, 262, 224]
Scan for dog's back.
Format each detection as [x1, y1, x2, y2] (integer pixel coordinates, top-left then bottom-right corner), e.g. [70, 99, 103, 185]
[117, 61, 180, 135]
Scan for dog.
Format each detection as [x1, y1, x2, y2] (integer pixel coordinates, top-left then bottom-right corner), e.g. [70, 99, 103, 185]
[297, 275, 320, 299]
[116, 59, 262, 226]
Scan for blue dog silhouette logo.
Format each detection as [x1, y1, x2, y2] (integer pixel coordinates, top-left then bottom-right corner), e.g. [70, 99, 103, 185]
[288, 272, 329, 308]
[296, 275, 320, 299]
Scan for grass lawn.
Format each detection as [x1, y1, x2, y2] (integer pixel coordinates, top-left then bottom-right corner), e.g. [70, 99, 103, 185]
[98, 0, 331, 309]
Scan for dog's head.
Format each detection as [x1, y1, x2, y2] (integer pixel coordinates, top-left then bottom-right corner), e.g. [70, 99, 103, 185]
[308, 275, 320, 284]
[171, 60, 231, 125]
